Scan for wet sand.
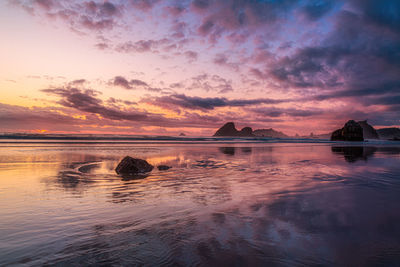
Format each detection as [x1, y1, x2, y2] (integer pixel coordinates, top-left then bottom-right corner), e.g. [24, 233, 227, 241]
[1, 142, 400, 266]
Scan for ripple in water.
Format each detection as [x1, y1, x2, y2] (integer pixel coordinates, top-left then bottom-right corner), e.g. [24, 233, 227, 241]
[1, 143, 400, 266]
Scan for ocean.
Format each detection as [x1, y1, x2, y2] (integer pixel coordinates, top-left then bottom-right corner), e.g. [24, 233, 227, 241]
[1, 138, 400, 266]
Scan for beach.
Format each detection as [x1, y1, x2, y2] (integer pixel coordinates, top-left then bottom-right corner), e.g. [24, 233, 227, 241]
[1, 139, 400, 266]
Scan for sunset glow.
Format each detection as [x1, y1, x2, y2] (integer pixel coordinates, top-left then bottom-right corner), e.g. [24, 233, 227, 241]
[1, 0, 399, 136]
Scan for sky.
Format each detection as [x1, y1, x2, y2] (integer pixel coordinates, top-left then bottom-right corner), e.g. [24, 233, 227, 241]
[0, 0, 399, 136]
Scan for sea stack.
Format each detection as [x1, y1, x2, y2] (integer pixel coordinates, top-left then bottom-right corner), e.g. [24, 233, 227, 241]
[213, 122, 254, 137]
[331, 120, 364, 141]
[358, 120, 379, 139]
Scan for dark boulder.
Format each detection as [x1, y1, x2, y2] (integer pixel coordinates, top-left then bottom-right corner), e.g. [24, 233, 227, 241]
[331, 120, 364, 141]
[157, 165, 171, 171]
[115, 156, 154, 175]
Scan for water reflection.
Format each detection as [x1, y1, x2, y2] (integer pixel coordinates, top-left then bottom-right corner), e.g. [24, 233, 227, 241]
[1, 143, 400, 266]
[219, 146, 236, 155]
[331, 146, 400, 163]
[120, 173, 150, 181]
[218, 146, 253, 156]
[331, 146, 377, 162]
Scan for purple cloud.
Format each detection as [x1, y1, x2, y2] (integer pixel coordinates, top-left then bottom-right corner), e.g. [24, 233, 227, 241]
[142, 93, 290, 111]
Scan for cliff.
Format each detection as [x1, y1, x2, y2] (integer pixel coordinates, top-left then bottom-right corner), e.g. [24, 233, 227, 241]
[357, 120, 379, 139]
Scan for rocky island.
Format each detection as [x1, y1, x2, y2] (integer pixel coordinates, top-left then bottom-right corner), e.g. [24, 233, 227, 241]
[213, 122, 289, 138]
[213, 122, 255, 137]
[331, 120, 364, 141]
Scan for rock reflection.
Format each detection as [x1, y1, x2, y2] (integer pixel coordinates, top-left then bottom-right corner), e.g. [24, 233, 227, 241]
[54, 161, 102, 191]
[265, 186, 400, 266]
[218, 146, 253, 155]
[331, 146, 377, 162]
[332, 146, 400, 163]
[120, 173, 150, 181]
[241, 147, 252, 154]
[219, 146, 236, 155]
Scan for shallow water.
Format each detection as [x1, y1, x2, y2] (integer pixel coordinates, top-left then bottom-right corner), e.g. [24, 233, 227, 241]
[1, 142, 400, 266]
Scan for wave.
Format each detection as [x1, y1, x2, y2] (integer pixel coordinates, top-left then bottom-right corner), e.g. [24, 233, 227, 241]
[1, 133, 400, 145]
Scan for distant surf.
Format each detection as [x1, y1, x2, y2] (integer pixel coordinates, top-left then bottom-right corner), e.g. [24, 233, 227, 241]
[0, 133, 399, 145]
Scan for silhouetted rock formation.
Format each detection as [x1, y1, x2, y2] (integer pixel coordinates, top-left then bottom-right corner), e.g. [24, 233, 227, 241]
[358, 120, 379, 139]
[377, 127, 400, 140]
[214, 122, 236, 136]
[331, 120, 364, 141]
[213, 122, 292, 137]
[116, 156, 154, 175]
[240, 127, 253, 136]
[179, 133, 186, 136]
[213, 122, 254, 137]
[253, 128, 289, 138]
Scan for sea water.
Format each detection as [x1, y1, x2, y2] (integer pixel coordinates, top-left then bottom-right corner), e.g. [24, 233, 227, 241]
[1, 139, 400, 266]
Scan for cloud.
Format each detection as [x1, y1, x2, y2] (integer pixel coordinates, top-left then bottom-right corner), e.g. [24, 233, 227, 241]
[143, 93, 290, 111]
[213, 53, 239, 70]
[112, 76, 149, 90]
[70, 79, 86, 85]
[184, 50, 198, 62]
[42, 87, 149, 121]
[12, 0, 122, 32]
[264, 1, 400, 107]
[249, 107, 324, 118]
[95, 42, 109, 50]
[128, 0, 161, 11]
[178, 74, 235, 94]
[0, 102, 77, 129]
[112, 76, 131, 89]
[8, 0, 400, 132]
[115, 39, 171, 53]
[302, 0, 335, 20]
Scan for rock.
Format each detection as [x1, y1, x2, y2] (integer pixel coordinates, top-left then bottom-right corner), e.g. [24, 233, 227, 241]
[213, 122, 239, 136]
[179, 133, 186, 136]
[377, 127, 400, 140]
[115, 156, 154, 175]
[238, 127, 253, 136]
[330, 120, 364, 141]
[213, 122, 293, 138]
[253, 128, 289, 138]
[157, 165, 171, 171]
[331, 129, 343, 140]
[357, 120, 379, 139]
[213, 122, 254, 137]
